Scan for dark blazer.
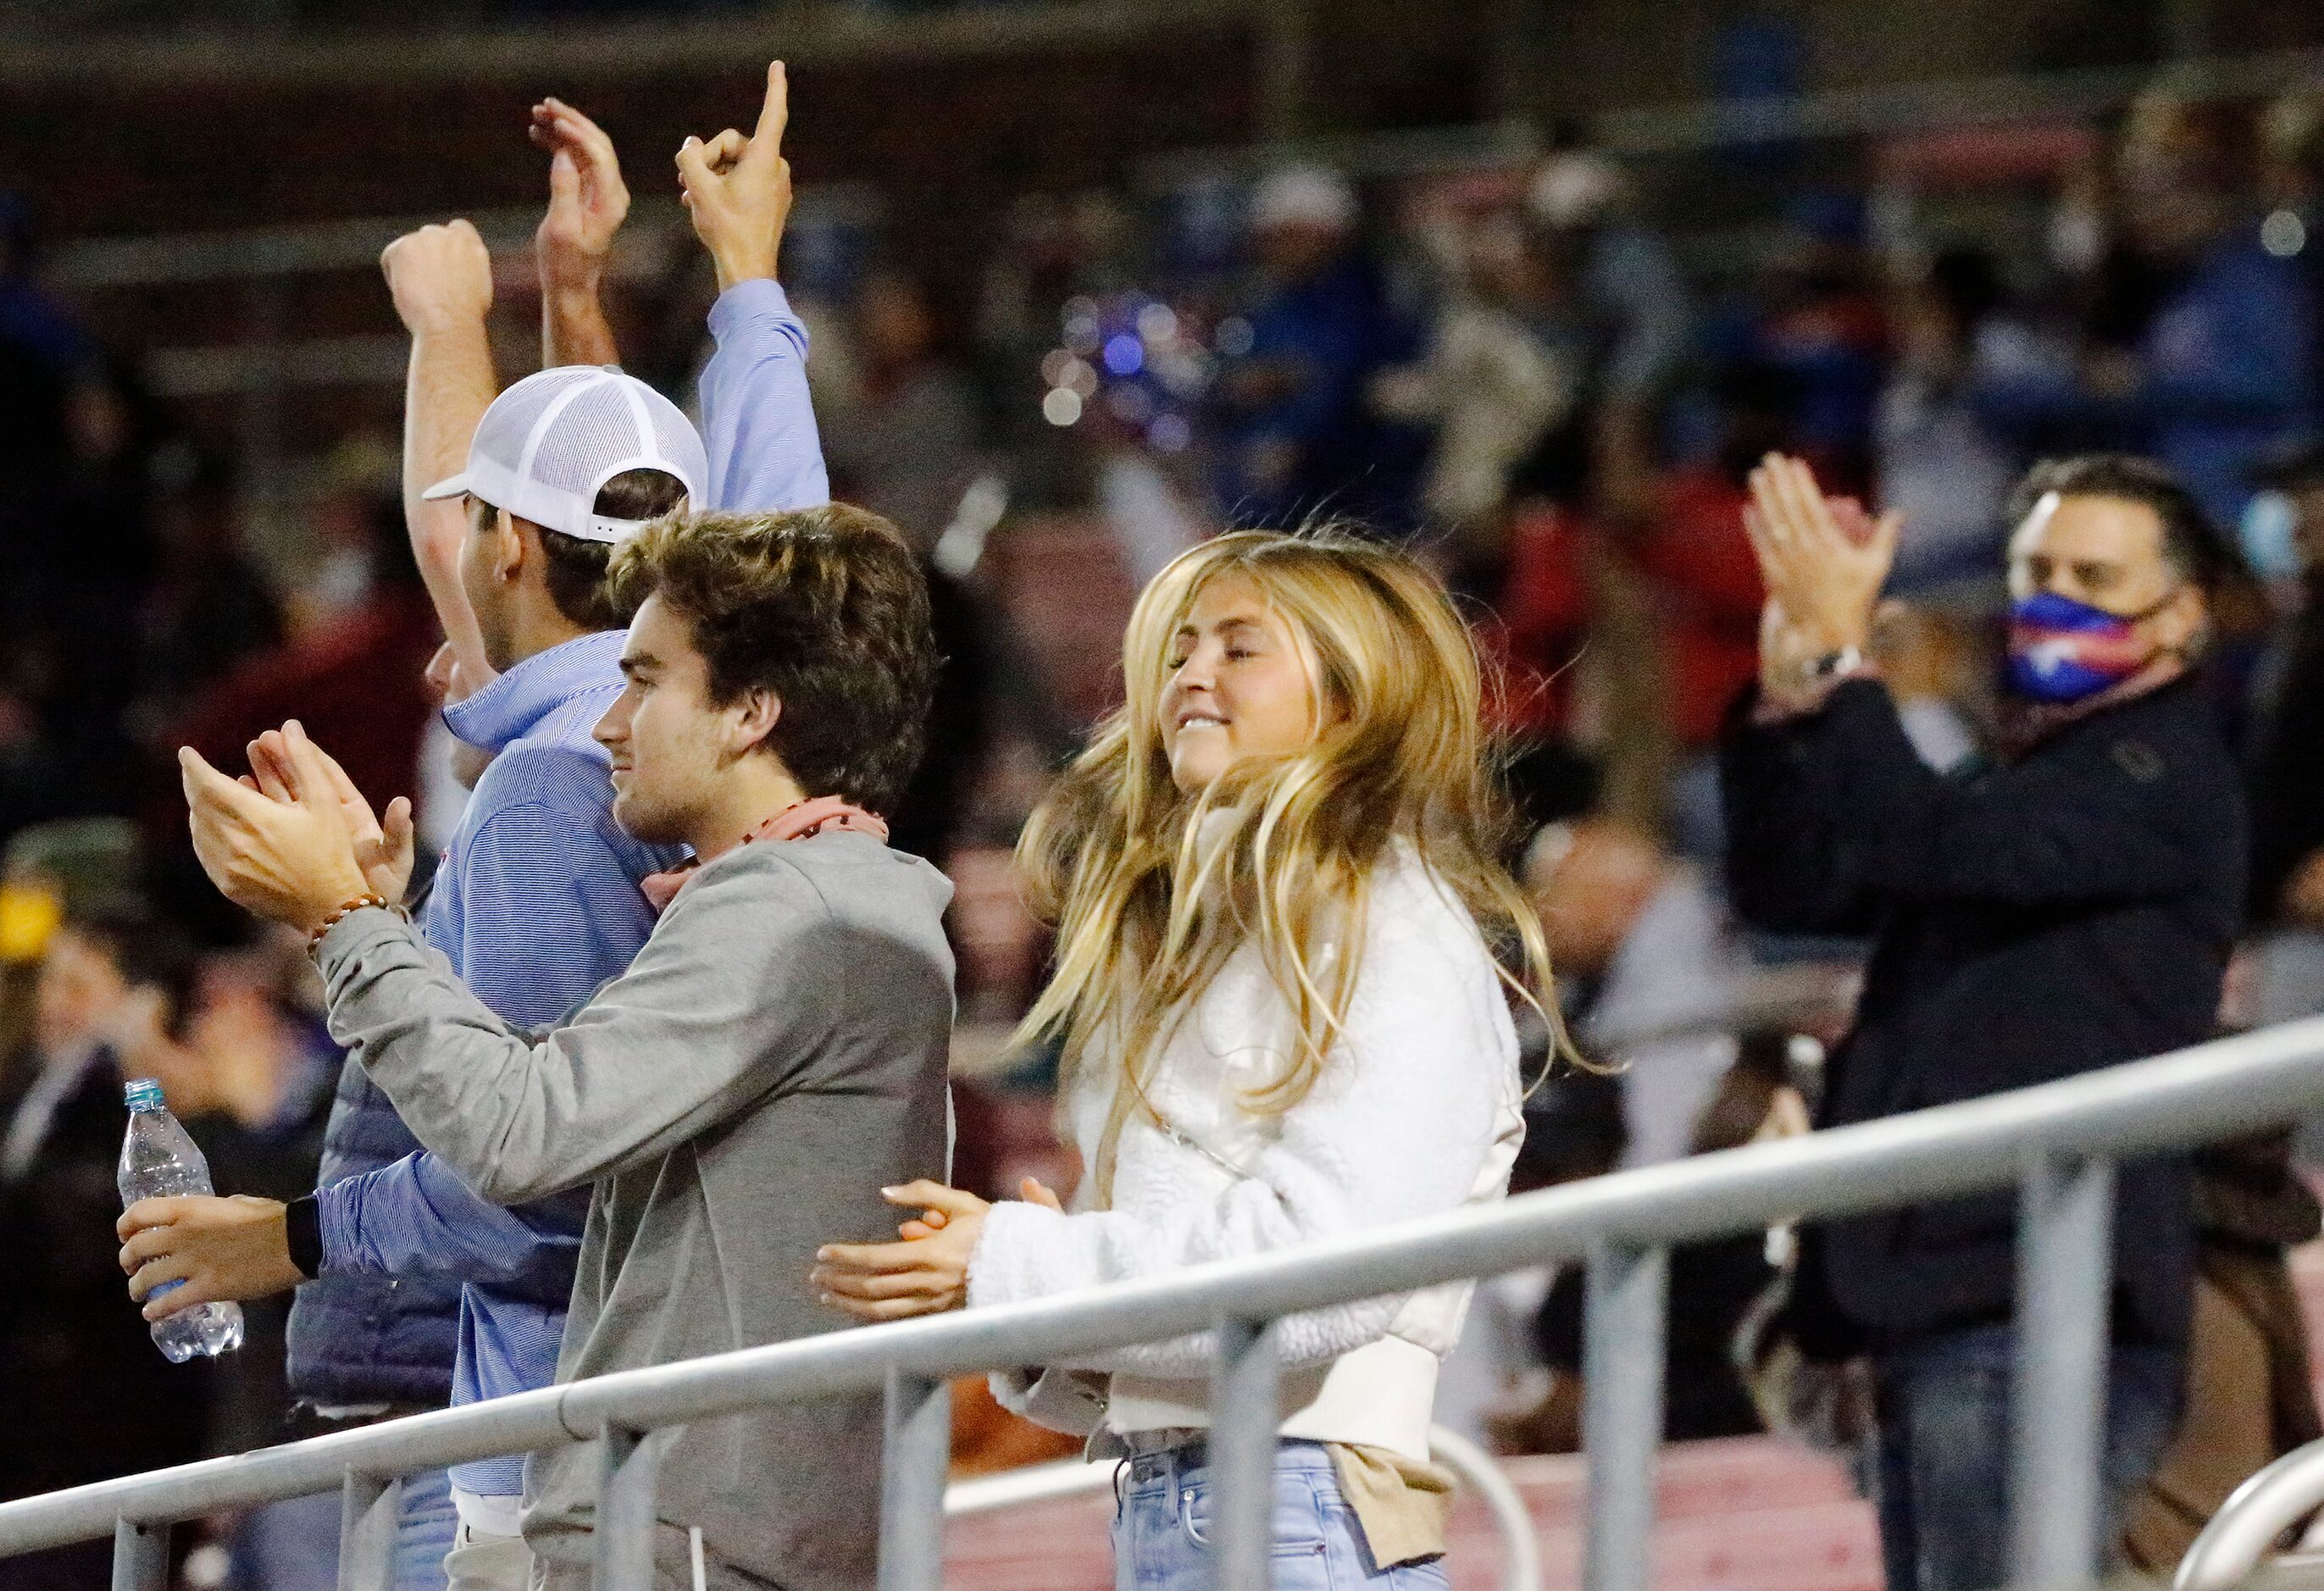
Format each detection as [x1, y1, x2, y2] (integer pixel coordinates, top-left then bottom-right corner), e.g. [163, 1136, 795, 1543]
[2248, 600, 2324, 922]
[1721, 674, 2247, 1350]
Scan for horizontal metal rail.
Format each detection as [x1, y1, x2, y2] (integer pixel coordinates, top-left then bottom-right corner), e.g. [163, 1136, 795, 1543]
[46, 186, 885, 291]
[0, 0, 1263, 89]
[6, 1014, 2324, 1583]
[2177, 1434, 2324, 1589]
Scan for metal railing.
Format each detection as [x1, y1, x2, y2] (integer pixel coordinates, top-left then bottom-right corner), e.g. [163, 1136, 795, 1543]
[7, 1016, 2324, 1590]
[2177, 1434, 2324, 1589]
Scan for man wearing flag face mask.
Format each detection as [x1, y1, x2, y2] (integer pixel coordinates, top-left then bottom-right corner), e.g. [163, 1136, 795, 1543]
[1722, 451, 2246, 1591]
[2000, 477, 2214, 715]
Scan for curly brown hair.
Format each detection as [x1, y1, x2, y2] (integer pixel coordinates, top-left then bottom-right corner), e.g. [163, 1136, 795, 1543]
[606, 503, 938, 814]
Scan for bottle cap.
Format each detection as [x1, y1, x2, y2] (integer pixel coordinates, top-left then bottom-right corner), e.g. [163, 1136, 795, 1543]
[123, 1078, 165, 1112]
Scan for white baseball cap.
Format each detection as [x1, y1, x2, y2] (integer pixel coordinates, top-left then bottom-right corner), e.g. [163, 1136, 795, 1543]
[422, 365, 709, 545]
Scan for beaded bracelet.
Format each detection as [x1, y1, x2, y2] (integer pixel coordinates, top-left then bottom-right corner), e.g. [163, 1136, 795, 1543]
[307, 891, 397, 954]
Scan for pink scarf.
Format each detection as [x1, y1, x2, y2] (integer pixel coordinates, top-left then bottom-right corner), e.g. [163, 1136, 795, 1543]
[639, 795, 890, 915]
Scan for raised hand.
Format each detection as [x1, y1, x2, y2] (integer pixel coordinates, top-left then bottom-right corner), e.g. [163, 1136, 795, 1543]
[380, 219, 493, 338]
[529, 97, 630, 304]
[675, 60, 794, 292]
[1743, 452, 1900, 657]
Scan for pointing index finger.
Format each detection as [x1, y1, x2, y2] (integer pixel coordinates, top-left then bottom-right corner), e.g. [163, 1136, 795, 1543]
[752, 60, 788, 152]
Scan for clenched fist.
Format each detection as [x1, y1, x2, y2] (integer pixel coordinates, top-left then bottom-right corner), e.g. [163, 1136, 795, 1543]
[381, 219, 493, 337]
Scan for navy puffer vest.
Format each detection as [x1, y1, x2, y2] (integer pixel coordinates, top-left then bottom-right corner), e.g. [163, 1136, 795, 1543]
[283, 1057, 459, 1407]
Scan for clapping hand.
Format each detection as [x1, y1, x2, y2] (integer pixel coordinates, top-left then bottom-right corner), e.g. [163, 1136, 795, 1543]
[1743, 453, 1901, 709]
[529, 97, 630, 301]
[675, 61, 794, 292]
[179, 721, 405, 937]
[246, 725, 416, 903]
[425, 641, 496, 790]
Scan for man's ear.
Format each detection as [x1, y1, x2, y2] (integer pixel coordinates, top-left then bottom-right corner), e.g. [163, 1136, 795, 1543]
[2165, 582, 2209, 646]
[493, 513, 530, 585]
[728, 688, 783, 756]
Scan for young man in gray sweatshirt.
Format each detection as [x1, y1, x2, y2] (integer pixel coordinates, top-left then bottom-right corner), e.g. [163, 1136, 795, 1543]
[140, 502, 953, 1591]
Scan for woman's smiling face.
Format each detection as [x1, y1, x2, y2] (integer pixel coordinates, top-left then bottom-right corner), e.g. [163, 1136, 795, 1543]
[1157, 572, 1319, 794]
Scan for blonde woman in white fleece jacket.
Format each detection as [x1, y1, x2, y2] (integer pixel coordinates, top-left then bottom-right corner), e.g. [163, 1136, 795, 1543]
[813, 526, 1561, 1588]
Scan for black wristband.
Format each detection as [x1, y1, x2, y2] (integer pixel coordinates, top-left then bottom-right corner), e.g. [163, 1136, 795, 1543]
[283, 1195, 323, 1280]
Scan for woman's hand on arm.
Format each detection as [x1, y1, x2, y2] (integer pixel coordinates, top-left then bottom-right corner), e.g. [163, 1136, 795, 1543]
[813, 1178, 1061, 1322]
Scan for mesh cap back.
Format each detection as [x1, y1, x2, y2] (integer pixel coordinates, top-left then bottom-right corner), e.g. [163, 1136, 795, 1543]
[421, 366, 708, 544]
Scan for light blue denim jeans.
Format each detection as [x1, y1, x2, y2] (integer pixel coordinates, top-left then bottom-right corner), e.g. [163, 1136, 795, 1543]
[1112, 1439, 1450, 1591]
[394, 1466, 458, 1591]
[225, 1458, 452, 1590]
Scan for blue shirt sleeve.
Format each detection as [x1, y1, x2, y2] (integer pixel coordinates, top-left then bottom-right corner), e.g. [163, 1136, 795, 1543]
[700, 278, 832, 513]
[330, 747, 653, 1302]
[450, 766, 660, 1033]
[316, 1150, 588, 1302]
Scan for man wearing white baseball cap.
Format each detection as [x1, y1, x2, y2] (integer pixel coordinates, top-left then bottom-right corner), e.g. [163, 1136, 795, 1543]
[419, 363, 705, 540]
[223, 356, 708, 1591]
[327, 360, 706, 1591]
[120, 63, 834, 1591]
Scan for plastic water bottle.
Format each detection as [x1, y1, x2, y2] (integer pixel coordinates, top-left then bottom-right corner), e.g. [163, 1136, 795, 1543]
[117, 1078, 244, 1362]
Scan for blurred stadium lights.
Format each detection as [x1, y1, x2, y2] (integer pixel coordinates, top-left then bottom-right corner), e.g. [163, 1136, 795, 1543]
[47, 37, 2324, 419]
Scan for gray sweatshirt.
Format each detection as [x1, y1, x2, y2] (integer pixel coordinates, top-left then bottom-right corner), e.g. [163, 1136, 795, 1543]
[314, 832, 955, 1591]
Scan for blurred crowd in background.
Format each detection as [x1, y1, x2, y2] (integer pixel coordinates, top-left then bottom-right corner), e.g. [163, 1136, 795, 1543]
[1, 41, 2323, 1587]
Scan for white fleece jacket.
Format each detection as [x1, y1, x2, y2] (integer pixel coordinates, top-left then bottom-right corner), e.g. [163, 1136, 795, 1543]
[967, 846, 1524, 1461]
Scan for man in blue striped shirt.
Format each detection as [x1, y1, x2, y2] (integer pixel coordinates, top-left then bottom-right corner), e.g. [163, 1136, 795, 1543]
[125, 67, 829, 1591]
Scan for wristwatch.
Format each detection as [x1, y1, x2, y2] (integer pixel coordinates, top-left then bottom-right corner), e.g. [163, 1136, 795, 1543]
[1801, 645, 1866, 687]
[284, 1195, 323, 1280]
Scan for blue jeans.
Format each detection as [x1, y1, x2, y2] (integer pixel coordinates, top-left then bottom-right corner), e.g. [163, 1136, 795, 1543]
[229, 1491, 342, 1590]
[1872, 1323, 2183, 1591]
[394, 1467, 458, 1591]
[1112, 1440, 1449, 1591]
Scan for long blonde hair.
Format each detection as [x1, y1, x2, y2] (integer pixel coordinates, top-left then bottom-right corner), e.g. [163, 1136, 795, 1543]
[1013, 526, 1566, 1200]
